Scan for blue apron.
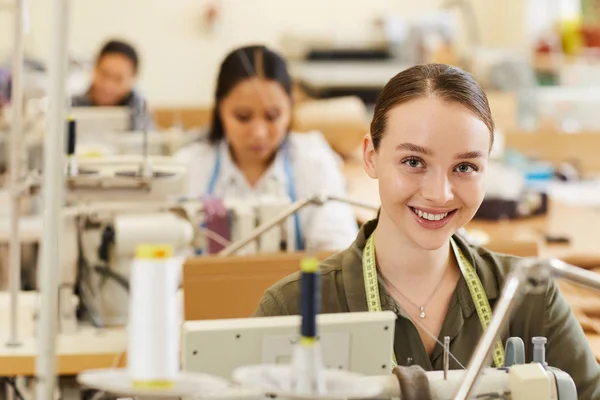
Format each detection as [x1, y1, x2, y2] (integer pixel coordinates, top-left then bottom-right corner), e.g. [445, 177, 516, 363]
[206, 143, 304, 251]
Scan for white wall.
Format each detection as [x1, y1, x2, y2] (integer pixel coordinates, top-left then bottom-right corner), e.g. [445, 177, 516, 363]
[0, 0, 533, 106]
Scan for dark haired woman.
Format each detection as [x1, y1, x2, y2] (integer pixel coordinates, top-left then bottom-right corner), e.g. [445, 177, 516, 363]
[72, 39, 154, 131]
[254, 63, 600, 399]
[175, 45, 358, 251]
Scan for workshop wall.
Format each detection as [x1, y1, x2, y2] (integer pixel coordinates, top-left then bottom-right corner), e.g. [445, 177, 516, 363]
[0, 0, 535, 106]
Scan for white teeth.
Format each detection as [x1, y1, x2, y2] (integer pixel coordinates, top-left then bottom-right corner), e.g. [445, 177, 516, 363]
[412, 208, 449, 221]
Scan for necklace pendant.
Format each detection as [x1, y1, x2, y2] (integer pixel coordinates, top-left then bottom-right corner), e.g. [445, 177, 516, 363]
[419, 306, 426, 319]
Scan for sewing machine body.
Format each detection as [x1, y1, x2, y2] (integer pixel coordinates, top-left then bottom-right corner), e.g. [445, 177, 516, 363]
[66, 155, 188, 202]
[66, 155, 298, 325]
[424, 364, 576, 399]
[0, 155, 195, 329]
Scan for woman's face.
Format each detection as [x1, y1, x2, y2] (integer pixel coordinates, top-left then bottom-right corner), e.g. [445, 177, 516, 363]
[219, 78, 291, 165]
[363, 97, 491, 251]
[91, 53, 136, 106]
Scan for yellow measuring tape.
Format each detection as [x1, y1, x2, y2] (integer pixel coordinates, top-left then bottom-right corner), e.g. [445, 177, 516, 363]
[362, 231, 504, 369]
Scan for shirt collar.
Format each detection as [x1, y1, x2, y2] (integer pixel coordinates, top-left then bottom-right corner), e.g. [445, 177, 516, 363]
[216, 140, 288, 195]
[342, 219, 501, 318]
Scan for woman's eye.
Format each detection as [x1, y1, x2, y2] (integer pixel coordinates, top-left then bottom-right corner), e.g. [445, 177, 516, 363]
[266, 112, 280, 122]
[402, 158, 424, 168]
[235, 115, 251, 123]
[455, 163, 477, 173]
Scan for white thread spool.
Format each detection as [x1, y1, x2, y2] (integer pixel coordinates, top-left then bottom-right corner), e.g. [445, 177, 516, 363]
[127, 244, 181, 388]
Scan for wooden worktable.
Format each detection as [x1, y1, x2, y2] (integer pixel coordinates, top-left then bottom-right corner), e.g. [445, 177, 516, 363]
[0, 291, 126, 377]
[0, 327, 127, 376]
[0, 289, 189, 377]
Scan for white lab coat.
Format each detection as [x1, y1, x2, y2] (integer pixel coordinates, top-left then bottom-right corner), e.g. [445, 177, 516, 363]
[174, 131, 359, 251]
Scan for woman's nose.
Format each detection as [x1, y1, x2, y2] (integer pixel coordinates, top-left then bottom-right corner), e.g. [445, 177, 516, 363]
[249, 119, 269, 138]
[420, 172, 454, 205]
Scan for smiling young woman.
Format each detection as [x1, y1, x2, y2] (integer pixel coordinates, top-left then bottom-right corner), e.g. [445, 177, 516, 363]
[254, 64, 600, 399]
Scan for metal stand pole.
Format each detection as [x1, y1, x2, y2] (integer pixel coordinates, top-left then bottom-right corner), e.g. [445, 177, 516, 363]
[454, 257, 600, 400]
[6, 0, 26, 349]
[139, 100, 152, 178]
[35, 0, 69, 397]
[453, 269, 526, 400]
[547, 258, 600, 291]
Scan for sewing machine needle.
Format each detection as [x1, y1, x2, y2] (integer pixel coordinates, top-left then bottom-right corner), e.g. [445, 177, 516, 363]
[443, 336, 450, 380]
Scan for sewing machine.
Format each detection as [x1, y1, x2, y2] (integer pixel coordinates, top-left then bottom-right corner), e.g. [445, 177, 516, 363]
[474, 159, 550, 221]
[179, 311, 576, 400]
[75, 129, 201, 157]
[69, 106, 130, 134]
[64, 151, 303, 325]
[0, 153, 196, 328]
[71, 106, 202, 157]
[63, 154, 193, 326]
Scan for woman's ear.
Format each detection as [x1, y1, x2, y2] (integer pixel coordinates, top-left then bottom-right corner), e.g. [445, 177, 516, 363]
[362, 134, 378, 179]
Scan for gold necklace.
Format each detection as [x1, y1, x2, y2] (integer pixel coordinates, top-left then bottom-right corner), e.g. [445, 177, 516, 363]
[379, 267, 448, 319]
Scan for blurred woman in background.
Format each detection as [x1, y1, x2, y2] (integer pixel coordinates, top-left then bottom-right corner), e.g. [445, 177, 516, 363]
[72, 39, 154, 131]
[175, 44, 358, 251]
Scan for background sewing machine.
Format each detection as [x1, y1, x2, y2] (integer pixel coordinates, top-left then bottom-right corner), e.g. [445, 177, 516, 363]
[475, 159, 550, 221]
[75, 187, 297, 326]
[0, 102, 200, 183]
[0, 153, 195, 329]
[70, 106, 201, 157]
[67, 154, 193, 327]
